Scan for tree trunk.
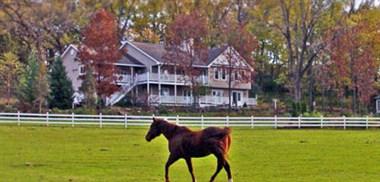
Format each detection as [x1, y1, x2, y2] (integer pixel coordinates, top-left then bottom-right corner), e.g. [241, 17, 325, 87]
[228, 71, 232, 114]
[307, 68, 315, 112]
[293, 74, 302, 102]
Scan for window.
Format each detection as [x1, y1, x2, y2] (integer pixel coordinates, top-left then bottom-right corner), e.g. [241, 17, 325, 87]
[240, 71, 245, 79]
[214, 68, 219, 80]
[184, 90, 191, 97]
[221, 69, 226, 80]
[70, 49, 75, 56]
[79, 65, 85, 75]
[212, 90, 223, 97]
[161, 87, 170, 96]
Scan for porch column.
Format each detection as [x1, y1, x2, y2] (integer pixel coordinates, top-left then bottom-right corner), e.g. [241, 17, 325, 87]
[158, 65, 161, 104]
[174, 66, 177, 106]
[147, 71, 150, 105]
[130, 67, 134, 83]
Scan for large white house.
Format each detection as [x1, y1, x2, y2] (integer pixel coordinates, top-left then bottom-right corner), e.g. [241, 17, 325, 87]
[61, 41, 257, 107]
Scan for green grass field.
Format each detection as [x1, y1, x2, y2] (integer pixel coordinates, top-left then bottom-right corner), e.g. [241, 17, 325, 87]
[1, 126, 380, 182]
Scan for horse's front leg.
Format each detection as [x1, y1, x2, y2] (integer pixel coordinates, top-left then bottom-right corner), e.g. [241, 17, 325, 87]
[165, 154, 179, 182]
[185, 157, 196, 182]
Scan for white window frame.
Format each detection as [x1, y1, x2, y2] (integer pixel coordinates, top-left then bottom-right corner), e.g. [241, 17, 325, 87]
[79, 65, 85, 75]
[214, 68, 219, 80]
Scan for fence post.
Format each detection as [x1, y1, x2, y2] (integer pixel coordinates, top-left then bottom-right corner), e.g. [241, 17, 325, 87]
[226, 115, 229, 127]
[124, 114, 128, 129]
[176, 115, 179, 125]
[17, 111, 20, 126]
[343, 116, 346, 130]
[99, 113, 103, 128]
[46, 112, 49, 127]
[71, 113, 75, 127]
[274, 115, 277, 129]
[320, 115, 323, 129]
[298, 116, 301, 129]
[251, 115, 254, 129]
[201, 115, 204, 129]
[366, 116, 369, 129]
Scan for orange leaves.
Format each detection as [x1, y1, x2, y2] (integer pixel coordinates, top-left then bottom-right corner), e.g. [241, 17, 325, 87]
[79, 9, 120, 97]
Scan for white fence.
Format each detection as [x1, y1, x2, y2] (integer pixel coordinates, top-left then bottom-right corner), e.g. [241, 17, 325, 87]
[0, 112, 380, 129]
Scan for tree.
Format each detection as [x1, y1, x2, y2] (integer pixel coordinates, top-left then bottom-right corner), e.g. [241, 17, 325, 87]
[325, 9, 380, 114]
[165, 10, 209, 108]
[219, 18, 257, 112]
[79, 8, 120, 107]
[257, 0, 343, 103]
[79, 65, 97, 109]
[0, 0, 78, 61]
[17, 53, 39, 111]
[48, 57, 74, 109]
[36, 59, 49, 112]
[0, 51, 24, 105]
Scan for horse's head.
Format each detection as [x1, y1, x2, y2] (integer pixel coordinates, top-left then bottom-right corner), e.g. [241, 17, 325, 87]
[145, 117, 163, 142]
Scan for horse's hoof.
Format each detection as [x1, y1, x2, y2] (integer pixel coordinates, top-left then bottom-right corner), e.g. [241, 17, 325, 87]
[228, 179, 233, 182]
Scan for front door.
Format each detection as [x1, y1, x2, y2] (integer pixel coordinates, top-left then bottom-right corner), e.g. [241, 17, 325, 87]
[232, 91, 241, 107]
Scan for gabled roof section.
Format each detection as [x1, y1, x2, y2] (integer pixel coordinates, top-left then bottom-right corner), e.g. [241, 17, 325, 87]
[61, 44, 78, 57]
[207, 46, 228, 64]
[207, 46, 254, 71]
[117, 54, 144, 67]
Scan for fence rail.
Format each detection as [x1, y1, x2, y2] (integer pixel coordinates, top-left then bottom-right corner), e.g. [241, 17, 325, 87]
[0, 112, 379, 129]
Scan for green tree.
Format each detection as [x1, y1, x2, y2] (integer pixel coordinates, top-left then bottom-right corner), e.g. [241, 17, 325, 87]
[79, 65, 97, 109]
[48, 57, 74, 109]
[0, 51, 24, 105]
[17, 53, 39, 111]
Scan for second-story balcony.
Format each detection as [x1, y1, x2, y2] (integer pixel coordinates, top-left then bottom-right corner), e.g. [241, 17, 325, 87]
[116, 72, 209, 85]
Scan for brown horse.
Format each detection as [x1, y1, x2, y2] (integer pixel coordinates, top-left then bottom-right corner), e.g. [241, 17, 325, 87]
[145, 117, 232, 182]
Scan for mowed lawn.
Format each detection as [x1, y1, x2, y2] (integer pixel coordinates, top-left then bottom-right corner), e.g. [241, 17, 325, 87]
[1, 126, 380, 182]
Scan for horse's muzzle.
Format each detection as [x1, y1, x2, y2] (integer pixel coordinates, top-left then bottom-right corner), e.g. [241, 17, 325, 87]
[145, 135, 152, 142]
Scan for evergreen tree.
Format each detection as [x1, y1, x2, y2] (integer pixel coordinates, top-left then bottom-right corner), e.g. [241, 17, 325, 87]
[79, 65, 97, 109]
[17, 53, 39, 111]
[48, 57, 73, 109]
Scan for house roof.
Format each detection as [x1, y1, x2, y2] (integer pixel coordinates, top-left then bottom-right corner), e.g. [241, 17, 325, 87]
[118, 54, 144, 66]
[131, 42, 229, 66]
[207, 46, 228, 65]
[62, 42, 250, 69]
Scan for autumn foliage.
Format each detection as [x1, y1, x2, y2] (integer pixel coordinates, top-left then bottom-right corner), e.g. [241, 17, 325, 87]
[322, 19, 380, 110]
[79, 9, 120, 100]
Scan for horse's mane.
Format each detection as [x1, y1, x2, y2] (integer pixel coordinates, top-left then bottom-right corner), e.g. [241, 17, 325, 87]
[156, 118, 191, 138]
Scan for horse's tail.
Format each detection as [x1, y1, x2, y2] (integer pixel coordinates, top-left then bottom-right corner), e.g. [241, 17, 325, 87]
[222, 127, 232, 159]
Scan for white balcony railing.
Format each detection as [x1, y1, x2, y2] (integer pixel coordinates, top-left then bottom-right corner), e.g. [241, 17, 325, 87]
[149, 95, 256, 107]
[119, 72, 208, 85]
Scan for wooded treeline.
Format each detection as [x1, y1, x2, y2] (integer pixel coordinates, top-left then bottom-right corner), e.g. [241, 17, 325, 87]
[0, 0, 379, 115]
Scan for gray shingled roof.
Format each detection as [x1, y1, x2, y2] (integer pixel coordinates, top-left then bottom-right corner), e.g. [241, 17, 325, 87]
[132, 42, 227, 66]
[118, 54, 144, 66]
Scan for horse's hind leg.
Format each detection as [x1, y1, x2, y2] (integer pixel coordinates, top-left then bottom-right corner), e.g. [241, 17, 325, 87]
[224, 160, 232, 182]
[209, 153, 224, 182]
[185, 157, 196, 182]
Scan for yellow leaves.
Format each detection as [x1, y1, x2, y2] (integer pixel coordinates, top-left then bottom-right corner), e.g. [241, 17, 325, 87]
[0, 52, 24, 80]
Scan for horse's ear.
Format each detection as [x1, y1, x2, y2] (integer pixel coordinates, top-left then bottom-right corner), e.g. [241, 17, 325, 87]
[153, 117, 157, 122]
